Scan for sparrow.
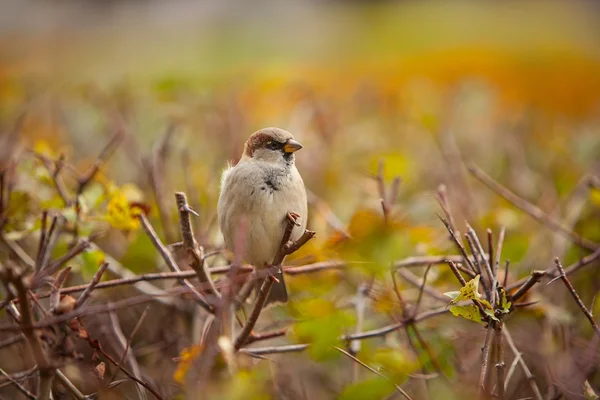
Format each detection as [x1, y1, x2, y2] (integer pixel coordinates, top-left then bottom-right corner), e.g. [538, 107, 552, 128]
[218, 127, 307, 305]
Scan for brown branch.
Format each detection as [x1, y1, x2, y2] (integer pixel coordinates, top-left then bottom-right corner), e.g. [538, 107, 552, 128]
[509, 271, 546, 303]
[75, 261, 109, 309]
[495, 227, 506, 280]
[138, 213, 214, 313]
[242, 306, 452, 355]
[35, 215, 62, 274]
[553, 258, 600, 337]
[503, 328, 543, 400]
[234, 214, 315, 350]
[245, 328, 287, 345]
[478, 326, 494, 397]
[50, 266, 71, 312]
[494, 326, 505, 400]
[143, 124, 177, 244]
[284, 260, 344, 275]
[396, 269, 449, 303]
[468, 163, 599, 251]
[439, 216, 477, 274]
[467, 225, 495, 303]
[77, 131, 124, 196]
[55, 370, 85, 400]
[108, 307, 148, 400]
[10, 269, 54, 400]
[0, 367, 37, 399]
[447, 261, 467, 286]
[43, 237, 92, 278]
[175, 192, 219, 297]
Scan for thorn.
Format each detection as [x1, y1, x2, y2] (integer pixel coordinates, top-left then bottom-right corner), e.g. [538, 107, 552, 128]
[546, 274, 563, 286]
[180, 204, 199, 217]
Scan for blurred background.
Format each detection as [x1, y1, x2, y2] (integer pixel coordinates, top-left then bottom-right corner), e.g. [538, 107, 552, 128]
[1, 1, 600, 399]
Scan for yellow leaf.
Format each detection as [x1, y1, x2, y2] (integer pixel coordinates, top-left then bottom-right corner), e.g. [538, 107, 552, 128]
[173, 345, 203, 384]
[447, 275, 482, 305]
[104, 190, 147, 231]
[449, 304, 484, 325]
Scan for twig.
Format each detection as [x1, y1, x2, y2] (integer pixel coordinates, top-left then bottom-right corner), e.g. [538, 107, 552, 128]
[439, 216, 477, 274]
[0, 233, 36, 268]
[393, 254, 483, 269]
[11, 269, 54, 400]
[43, 238, 92, 278]
[467, 225, 495, 303]
[284, 260, 345, 275]
[241, 306, 451, 356]
[55, 370, 85, 400]
[468, 163, 599, 251]
[175, 192, 219, 297]
[509, 271, 545, 303]
[553, 258, 600, 337]
[494, 326, 505, 400]
[479, 326, 495, 397]
[77, 131, 124, 196]
[495, 227, 506, 280]
[245, 328, 287, 345]
[50, 267, 71, 312]
[446, 261, 467, 286]
[395, 269, 449, 303]
[75, 262, 109, 309]
[0, 333, 25, 349]
[143, 124, 177, 244]
[0, 367, 37, 399]
[35, 215, 62, 274]
[503, 350, 521, 393]
[503, 328, 543, 400]
[234, 213, 315, 350]
[334, 346, 414, 400]
[138, 213, 214, 313]
[503, 260, 510, 289]
[233, 278, 274, 350]
[412, 264, 432, 317]
[108, 307, 148, 400]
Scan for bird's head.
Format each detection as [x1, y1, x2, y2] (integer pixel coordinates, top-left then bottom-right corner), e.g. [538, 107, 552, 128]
[242, 127, 303, 165]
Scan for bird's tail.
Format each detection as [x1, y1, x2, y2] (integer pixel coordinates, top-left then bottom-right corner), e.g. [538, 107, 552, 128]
[260, 269, 288, 305]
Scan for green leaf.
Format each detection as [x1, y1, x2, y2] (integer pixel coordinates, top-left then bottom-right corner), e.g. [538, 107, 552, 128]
[372, 348, 417, 381]
[338, 377, 395, 400]
[292, 300, 355, 360]
[449, 304, 484, 325]
[499, 288, 512, 314]
[80, 249, 106, 280]
[447, 275, 481, 305]
[443, 291, 461, 300]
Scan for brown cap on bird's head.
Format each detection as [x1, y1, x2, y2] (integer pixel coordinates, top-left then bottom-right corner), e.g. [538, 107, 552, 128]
[243, 127, 303, 159]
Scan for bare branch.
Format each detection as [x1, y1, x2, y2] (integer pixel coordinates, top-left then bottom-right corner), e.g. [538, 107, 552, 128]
[75, 261, 109, 309]
[0, 367, 37, 399]
[553, 258, 600, 337]
[175, 192, 219, 297]
[503, 328, 543, 400]
[138, 213, 214, 313]
[334, 346, 414, 400]
[468, 163, 599, 251]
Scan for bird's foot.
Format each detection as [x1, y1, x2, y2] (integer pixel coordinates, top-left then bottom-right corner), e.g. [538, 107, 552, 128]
[286, 212, 301, 226]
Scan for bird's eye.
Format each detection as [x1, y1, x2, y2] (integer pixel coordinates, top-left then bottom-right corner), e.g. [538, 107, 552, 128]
[266, 141, 280, 150]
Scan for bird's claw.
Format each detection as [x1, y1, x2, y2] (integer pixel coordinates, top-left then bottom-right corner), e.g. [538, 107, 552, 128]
[287, 212, 301, 226]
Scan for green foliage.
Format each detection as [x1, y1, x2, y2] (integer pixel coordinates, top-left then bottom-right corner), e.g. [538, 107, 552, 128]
[291, 298, 355, 360]
[338, 377, 395, 400]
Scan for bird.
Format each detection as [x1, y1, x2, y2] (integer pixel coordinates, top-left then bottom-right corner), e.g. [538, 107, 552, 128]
[218, 127, 307, 305]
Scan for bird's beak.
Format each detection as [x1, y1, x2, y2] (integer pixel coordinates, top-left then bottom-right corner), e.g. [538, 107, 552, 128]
[283, 139, 303, 153]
